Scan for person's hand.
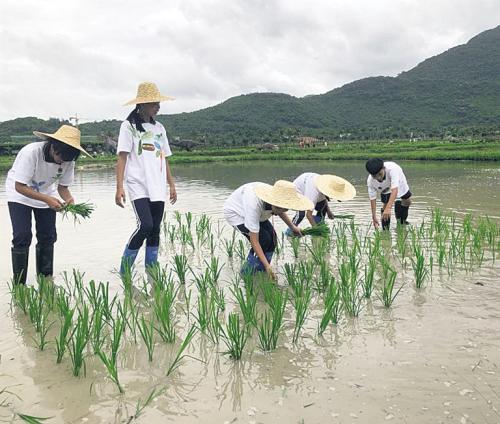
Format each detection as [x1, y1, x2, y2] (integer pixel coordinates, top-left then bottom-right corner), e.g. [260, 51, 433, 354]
[265, 266, 277, 281]
[327, 210, 334, 219]
[169, 185, 177, 204]
[382, 208, 391, 222]
[115, 187, 126, 208]
[63, 196, 75, 206]
[46, 196, 64, 211]
[292, 225, 302, 237]
[372, 216, 380, 229]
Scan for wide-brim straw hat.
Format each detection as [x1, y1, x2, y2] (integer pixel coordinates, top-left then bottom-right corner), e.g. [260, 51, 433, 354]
[33, 125, 92, 158]
[254, 180, 314, 211]
[124, 82, 175, 105]
[315, 174, 356, 201]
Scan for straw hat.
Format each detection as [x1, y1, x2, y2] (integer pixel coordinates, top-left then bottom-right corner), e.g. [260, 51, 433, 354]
[33, 125, 91, 157]
[315, 174, 356, 201]
[254, 180, 314, 211]
[124, 82, 174, 105]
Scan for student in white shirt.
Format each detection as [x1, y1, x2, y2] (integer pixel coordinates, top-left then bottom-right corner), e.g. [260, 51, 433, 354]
[223, 180, 313, 280]
[5, 125, 90, 284]
[365, 158, 412, 230]
[288, 173, 356, 233]
[115, 82, 177, 274]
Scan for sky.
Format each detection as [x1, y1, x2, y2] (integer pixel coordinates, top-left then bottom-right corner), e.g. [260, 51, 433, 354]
[0, 0, 499, 123]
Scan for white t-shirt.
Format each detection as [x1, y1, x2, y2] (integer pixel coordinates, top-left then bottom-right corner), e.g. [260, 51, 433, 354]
[117, 120, 173, 202]
[223, 182, 273, 233]
[5, 142, 75, 208]
[367, 161, 410, 200]
[293, 172, 326, 206]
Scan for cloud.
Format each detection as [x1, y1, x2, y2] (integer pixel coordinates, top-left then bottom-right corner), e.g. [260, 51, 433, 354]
[0, 0, 499, 122]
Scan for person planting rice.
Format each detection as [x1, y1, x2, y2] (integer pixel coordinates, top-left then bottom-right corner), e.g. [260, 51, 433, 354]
[116, 82, 177, 273]
[286, 172, 356, 235]
[5, 125, 91, 284]
[365, 158, 412, 230]
[223, 180, 313, 280]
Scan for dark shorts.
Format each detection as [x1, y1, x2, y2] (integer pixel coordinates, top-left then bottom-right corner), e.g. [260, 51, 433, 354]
[381, 190, 412, 204]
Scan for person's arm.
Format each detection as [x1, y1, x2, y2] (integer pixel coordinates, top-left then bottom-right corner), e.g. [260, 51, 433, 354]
[279, 211, 302, 236]
[249, 232, 276, 280]
[165, 158, 177, 204]
[382, 187, 398, 222]
[15, 181, 63, 210]
[306, 210, 316, 227]
[115, 152, 128, 208]
[326, 204, 334, 219]
[57, 185, 74, 205]
[370, 198, 379, 229]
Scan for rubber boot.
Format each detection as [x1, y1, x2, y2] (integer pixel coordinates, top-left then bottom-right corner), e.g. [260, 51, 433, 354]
[12, 247, 29, 285]
[381, 208, 390, 230]
[145, 246, 159, 268]
[36, 244, 54, 277]
[120, 247, 139, 275]
[394, 201, 403, 225]
[400, 205, 409, 225]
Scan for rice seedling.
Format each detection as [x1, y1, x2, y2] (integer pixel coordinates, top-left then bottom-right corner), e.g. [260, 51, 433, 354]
[412, 245, 428, 289]
[166, 325, 197, 376]
[396, 225, 409, 259]
[194, 293, 210, 333]
[361, 257, 376, 298]
[174, 210, 182, 228]
[289, 236, 301, 259]
[185, 211, 193, 229]
[195, 214, 211, 245]
[235, 239, 246, 262]
[132, 386, 166, 420]
[207, 304, 223, 344]
[306, 238, 329, 265]
[211, 285, 226, 312]
[301, 222, 330, 237]
[98, 314, 125, 393]
[179, 224, 195, 249]
[315, 260, 331, 293]
[153, 282, 178, 343]
[68, 305, 90, 377]
[33, 312, 53, 351]
[172, 254, 189, 285]
[378, 268, 402, 308]
[338, 261, 363, 317]
[55, 307, 74, 363]
[137, 314, 155, 362]
[283, 263, 298, 286]
[205, 257, 224, 284]
[291, 285, 312, 344]
[60, 202, 95, 223]
[222, 231, 237, 258]
[221, 313, 248, 360]
[91, 307, 106, 354]
[10, 281, 29, 314]
[230, 283, 257, 328]
[318, 277, 342, 335]
[119, 260, 135, 297]
[16, 413, 54, 423]
[297, 261, 315, 285]
[257, 284, 287, 351]
[167, 223, 177, 244]
[208, 233, 216, 256]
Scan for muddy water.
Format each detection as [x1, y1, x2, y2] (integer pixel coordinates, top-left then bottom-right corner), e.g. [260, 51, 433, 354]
[0, 160, 499, 424]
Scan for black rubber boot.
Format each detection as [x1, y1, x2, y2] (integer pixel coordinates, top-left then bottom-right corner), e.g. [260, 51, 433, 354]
[12, 247, 29, 285]
[394, 201, 403, 224]
[36, 244, 54, 277]
[381, 207, 390, 230]
[400, 205, 409, 224]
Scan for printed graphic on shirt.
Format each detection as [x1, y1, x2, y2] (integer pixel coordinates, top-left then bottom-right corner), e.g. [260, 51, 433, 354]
[153, 134, 166, 170]
[30, 179, 46, 192]
[52, 167, 63, 183]
[129, 125, 155, 156]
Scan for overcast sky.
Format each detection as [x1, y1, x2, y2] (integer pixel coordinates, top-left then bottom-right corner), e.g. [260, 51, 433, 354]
[0, 0, 499, 123]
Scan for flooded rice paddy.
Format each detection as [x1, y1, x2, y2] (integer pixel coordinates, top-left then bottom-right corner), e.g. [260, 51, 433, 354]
[0, 160, 499, 424]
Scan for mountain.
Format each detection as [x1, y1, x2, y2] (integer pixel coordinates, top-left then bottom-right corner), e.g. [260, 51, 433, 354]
[1, 25, 499, 143]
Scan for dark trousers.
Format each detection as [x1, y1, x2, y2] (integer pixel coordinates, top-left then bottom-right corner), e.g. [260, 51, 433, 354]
[292, 199, 328, 226]
[8, 202, 57, 248]
[380, 190, 412, 227]
[236, 220, 277, 254]
[127, 198, 165, 250]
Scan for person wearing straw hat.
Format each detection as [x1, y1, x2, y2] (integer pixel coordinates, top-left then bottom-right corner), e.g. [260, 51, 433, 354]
[116, 82, 177, 274]
[286, 173, 356, 235]
[5, 125, 91, 284]
[365, 158, 412, 230]
[223, 180, 313, 280]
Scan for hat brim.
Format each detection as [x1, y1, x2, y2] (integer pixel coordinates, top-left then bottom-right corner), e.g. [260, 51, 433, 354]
[33, 131, 93, 158]
[254, 185, 314, 211]
[315, 175, 356, 201]
[123, 95, 175, 106]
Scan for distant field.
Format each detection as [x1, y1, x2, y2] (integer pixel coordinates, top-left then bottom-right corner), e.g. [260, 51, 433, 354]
[0, 138, 499, 171]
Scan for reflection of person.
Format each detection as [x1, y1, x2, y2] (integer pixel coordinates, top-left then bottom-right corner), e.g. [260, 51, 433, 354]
[5, 125, 90, 284]
[287, 173, 356, 233]
[223, 180, 313, 280]
[365, 158, 412, 230]
[115, 82, 177, 273]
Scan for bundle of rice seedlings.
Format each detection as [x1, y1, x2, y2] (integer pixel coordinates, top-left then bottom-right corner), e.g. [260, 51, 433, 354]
[61, 202, 95, 223]
[301, 222, 329, 238]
